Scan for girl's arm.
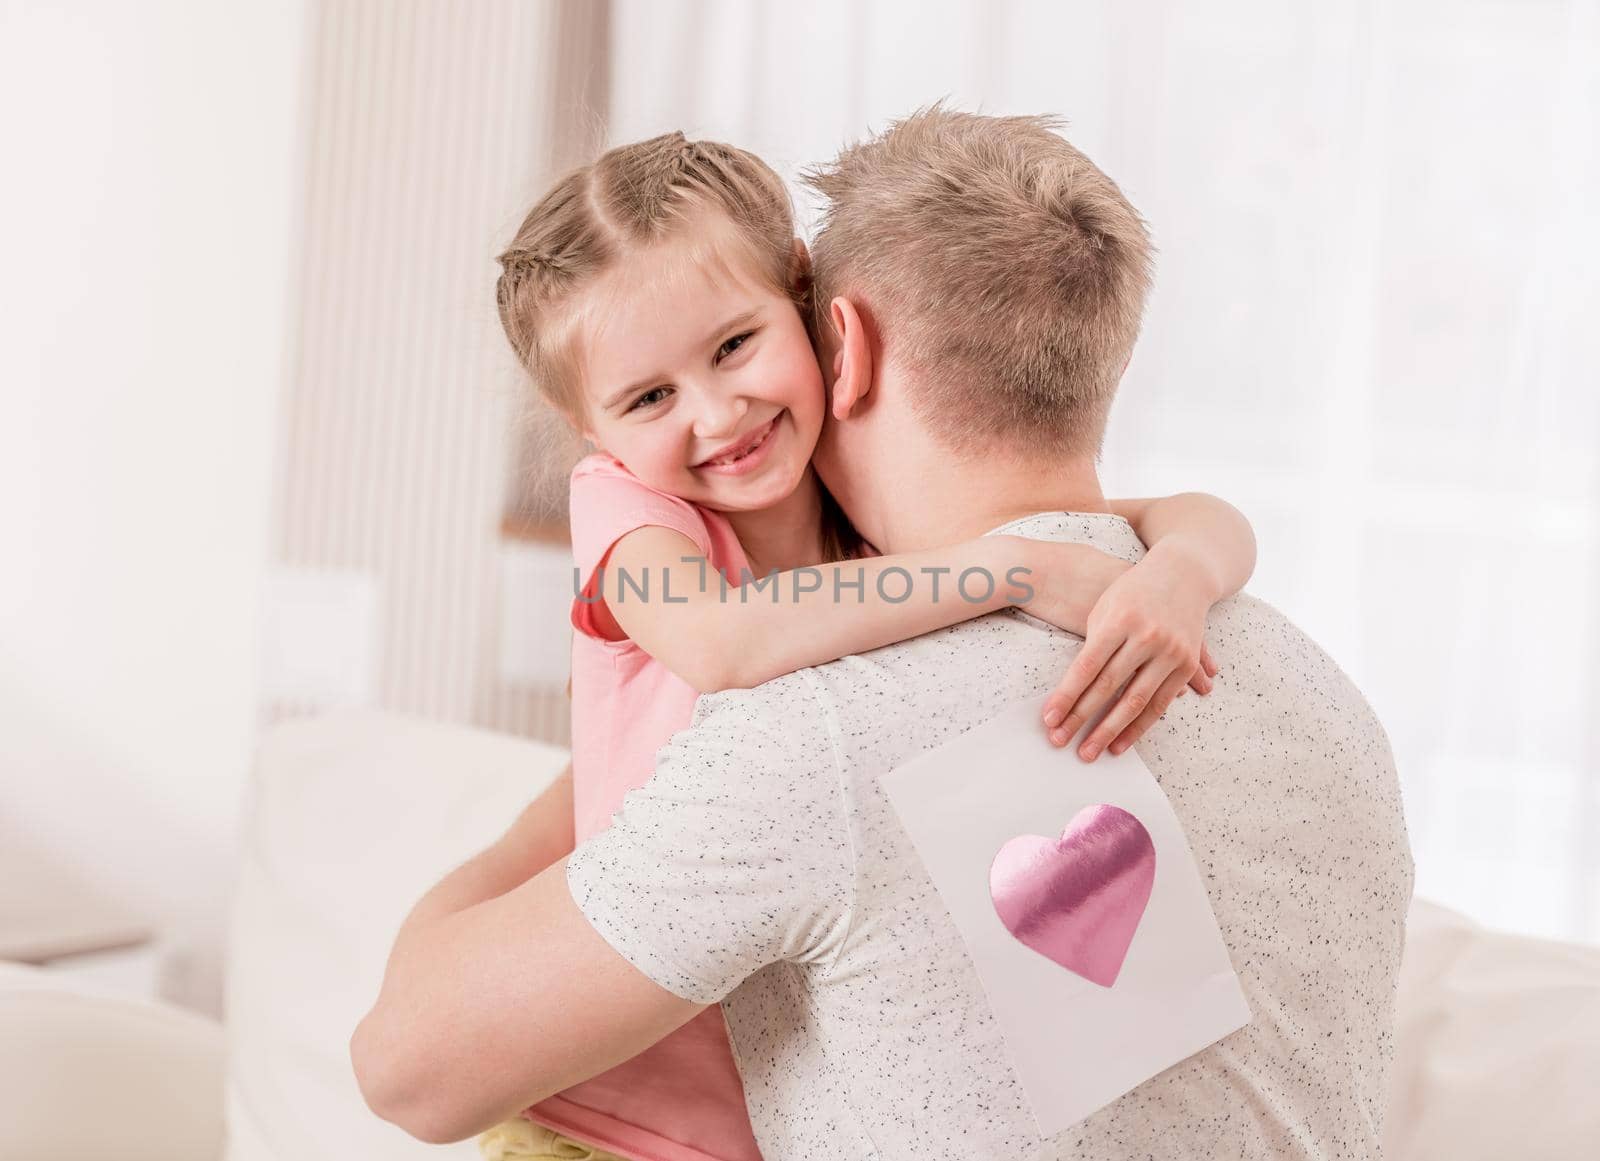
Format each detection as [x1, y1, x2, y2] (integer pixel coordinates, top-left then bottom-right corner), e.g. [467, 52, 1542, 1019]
[593, 525, 1101, 693]
[597, 490, 1251, 696]
[597, 491, 1252, 755]
[1111, 493, 1256, 603]
[1040, 492, 1256, 761]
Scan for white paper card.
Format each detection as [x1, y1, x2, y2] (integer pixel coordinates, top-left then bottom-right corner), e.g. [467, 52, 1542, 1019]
[880, 695, 1250, 1136]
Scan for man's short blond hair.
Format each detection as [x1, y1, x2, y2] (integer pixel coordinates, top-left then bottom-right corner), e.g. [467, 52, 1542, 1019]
[805, 106, 1153, 459]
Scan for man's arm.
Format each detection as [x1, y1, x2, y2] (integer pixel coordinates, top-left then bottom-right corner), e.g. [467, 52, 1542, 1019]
[350, 853, 704, 1144]
[351, 764, 701, 1143]
[353, 681, 851, 1145]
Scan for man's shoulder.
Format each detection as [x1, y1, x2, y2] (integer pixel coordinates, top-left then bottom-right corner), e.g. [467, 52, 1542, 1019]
[688, 667, 821, 721]
[676, 646, 962, 783]
[679, 669, 839, 767]
[1208, 590, 1371, 695]
[629, 671, 848, 843]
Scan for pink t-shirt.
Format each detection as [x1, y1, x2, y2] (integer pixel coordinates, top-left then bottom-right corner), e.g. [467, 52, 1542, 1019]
[521, 452, 764, 1161]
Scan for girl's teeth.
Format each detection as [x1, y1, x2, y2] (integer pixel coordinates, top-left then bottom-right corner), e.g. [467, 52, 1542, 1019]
[707, 423, 768, 466]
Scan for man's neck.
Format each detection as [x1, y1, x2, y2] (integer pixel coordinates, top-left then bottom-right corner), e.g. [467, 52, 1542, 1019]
[875, 449, 1112, 554]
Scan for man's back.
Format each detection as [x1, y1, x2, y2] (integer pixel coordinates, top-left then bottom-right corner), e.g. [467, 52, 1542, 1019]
[567, 512, 1413, 1159]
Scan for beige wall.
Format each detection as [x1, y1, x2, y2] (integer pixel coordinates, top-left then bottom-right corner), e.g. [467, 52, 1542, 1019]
[2, 0, 307, 1017]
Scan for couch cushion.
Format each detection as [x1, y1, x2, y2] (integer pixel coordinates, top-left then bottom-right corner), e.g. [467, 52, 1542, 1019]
[224, 710, 568, 1160]
[1384, 897, 1600, 1160]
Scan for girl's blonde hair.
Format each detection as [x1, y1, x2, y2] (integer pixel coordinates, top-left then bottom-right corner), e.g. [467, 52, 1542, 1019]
[496, 131, 803, 423]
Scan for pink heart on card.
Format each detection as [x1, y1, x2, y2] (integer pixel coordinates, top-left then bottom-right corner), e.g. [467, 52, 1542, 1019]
[989, 804, 1156, 987]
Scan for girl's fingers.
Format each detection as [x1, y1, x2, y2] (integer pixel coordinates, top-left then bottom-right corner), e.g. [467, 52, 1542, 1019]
[1042, 636, 1121, 741]
[1107, 669, 1193, 757]
[1054, 641, 1138, 751]
[1078, 661, 1172, 761]
[1184, 643, 1215, 695]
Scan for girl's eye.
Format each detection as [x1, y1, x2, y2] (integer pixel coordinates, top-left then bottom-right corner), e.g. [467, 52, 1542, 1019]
[628, 386, 671, 413]
[715, 331, 755, 363]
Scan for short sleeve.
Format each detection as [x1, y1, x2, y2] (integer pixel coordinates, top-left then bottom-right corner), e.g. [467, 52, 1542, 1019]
[564, 671, 855, 1004]
[567, 454, 717, 639]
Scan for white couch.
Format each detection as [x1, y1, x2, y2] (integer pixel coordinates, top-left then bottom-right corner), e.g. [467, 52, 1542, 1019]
[3, 710, 1597, 1160]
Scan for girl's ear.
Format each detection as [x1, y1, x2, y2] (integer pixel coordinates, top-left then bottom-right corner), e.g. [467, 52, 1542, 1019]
[828, 296, 873, 422]
[556, 407, 588, 445]
[557, 398, 594, 446]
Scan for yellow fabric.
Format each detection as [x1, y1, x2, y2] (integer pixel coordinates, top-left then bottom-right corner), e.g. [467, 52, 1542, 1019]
[478, 1118, 630, 1161]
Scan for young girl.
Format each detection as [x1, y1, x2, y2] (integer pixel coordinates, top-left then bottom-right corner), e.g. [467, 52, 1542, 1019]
[479, 132, 1254, 1161]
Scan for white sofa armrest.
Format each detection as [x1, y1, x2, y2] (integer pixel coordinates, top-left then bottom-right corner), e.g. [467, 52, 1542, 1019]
[1385, 898, 1600, 1160]
[0, 960, 225, 1161]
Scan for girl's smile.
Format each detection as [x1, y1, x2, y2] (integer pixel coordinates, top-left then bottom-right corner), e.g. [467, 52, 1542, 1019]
[693, 411, 783, 475]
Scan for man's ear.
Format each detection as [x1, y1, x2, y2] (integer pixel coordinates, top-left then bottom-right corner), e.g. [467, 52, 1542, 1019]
[828, 296, 873, 422]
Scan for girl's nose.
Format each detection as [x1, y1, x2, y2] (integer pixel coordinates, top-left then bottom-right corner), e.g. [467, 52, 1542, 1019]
[690, 391, 748, 441]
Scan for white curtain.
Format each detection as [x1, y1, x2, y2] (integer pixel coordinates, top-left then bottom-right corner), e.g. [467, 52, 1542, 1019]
[605, 0, 1600, 943]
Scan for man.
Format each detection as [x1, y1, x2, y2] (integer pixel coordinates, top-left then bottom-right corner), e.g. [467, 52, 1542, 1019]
[352, 108, 1414, 1157]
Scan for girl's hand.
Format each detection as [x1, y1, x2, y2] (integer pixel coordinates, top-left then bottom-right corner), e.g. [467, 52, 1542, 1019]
[1034, 544, 1220, 761]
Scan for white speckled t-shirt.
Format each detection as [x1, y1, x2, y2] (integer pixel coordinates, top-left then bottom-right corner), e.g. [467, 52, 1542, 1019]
[566, 512, 1414, 1159]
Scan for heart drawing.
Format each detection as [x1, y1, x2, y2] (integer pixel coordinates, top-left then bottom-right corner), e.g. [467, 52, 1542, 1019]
[988, 804, 1157, 987]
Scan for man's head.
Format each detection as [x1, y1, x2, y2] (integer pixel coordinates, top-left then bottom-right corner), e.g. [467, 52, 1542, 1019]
[803, 106, 1154, 552]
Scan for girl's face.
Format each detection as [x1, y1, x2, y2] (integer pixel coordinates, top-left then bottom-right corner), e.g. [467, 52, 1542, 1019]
[575, 230, 825, 515]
